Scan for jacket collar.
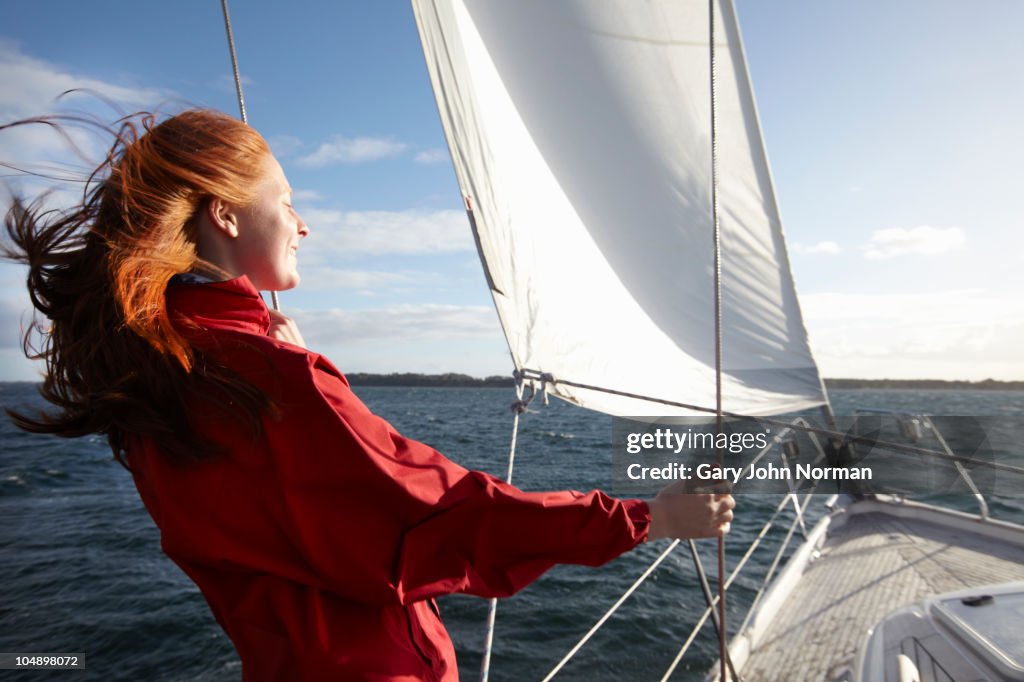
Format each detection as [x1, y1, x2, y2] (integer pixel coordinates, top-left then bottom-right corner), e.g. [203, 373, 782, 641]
[166, 275, 272, 337]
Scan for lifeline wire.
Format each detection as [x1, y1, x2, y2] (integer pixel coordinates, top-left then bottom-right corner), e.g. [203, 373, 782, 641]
[540, 540, 682, 682]
[219, 0, 281, 312]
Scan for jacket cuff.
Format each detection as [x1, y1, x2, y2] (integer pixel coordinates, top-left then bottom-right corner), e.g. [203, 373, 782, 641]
[622, 498, 652, 545]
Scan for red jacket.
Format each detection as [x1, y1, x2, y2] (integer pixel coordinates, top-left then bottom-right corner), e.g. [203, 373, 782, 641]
[127, 276, 650, 681]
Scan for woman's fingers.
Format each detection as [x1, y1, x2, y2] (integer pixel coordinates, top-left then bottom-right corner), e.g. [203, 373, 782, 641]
[267, 309, 307, 348]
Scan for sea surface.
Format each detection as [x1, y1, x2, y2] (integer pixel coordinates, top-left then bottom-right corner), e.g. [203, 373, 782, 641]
[1, 384, 1022, 681]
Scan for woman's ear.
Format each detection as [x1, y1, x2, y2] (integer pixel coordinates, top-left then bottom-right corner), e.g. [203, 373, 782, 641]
[206, 197, 240, 239]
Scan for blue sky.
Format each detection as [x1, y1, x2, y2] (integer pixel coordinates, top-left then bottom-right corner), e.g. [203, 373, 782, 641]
[1, 1, 1021, 382]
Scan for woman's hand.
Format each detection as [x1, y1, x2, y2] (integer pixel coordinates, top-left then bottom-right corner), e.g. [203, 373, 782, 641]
[268, 309, 307, 348]
[646, 479, 735, 541]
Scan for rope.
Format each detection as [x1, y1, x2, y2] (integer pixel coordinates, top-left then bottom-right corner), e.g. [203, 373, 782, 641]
[478, 380, 526, 682]
[219, 0, 281, 312]
[707, 2, 729, 678]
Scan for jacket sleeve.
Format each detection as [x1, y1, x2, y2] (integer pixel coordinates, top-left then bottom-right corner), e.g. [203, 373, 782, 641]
[263, 353, 650, 607]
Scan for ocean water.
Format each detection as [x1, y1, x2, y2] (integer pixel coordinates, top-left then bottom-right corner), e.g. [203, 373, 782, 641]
[1, 384, 1022, 681]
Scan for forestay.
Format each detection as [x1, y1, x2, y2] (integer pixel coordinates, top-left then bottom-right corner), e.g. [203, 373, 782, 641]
[412, 0, 826, 417]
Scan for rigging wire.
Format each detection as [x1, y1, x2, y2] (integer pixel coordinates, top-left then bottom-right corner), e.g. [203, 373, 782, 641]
[707, 1, 731, 679]
[478, 380, 528, 682]
[219, 0, 247, 125]
[219, 0, 281, 312]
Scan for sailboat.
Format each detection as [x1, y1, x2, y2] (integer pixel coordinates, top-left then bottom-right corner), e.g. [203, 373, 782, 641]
[407, 0, 1024, 680]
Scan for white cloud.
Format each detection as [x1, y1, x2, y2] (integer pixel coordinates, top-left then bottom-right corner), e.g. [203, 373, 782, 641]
[296, 134, 407, 167]
[301, 208, 472, 255]
[290, 304, 497, 345]
[0, 122, 92, 170]
[0, 41, 169, 183]
[414, 148, 449, 165]
[860, 225, 966, 260]
[792, 240, 841, 255]
[800, 290, 1024, 379]
[0, 40, 165, 118]
[298, 268, 417, 292]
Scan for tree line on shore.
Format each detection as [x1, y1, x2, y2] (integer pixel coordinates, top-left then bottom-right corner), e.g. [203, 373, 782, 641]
[3, 375, 1019, 390]
[345, 373, 514, 387]
[345, 373, 1024, 390]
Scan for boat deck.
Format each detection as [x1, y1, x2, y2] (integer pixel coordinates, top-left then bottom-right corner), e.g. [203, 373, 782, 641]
[736, 506, 1024, 682]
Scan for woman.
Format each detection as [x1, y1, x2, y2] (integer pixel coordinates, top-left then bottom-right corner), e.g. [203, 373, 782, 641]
[3, 109, 734, 681]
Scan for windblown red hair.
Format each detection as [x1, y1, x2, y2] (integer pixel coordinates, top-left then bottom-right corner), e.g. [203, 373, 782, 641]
[103, 110, 270, 368]
[3, 109, 275, 464]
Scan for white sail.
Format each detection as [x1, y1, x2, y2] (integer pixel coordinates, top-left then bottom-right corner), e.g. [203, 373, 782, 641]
[412, 0, 826, 417]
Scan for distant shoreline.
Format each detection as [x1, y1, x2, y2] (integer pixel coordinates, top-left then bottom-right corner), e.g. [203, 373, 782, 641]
[822, 378, 1024, 391]
[2, 375, 1021, 390]
[342, 374, 1024, 390]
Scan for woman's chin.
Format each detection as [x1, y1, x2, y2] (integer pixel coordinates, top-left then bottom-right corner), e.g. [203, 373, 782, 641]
[274, 275, 301, 292]
[254, 272, 300, 292]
